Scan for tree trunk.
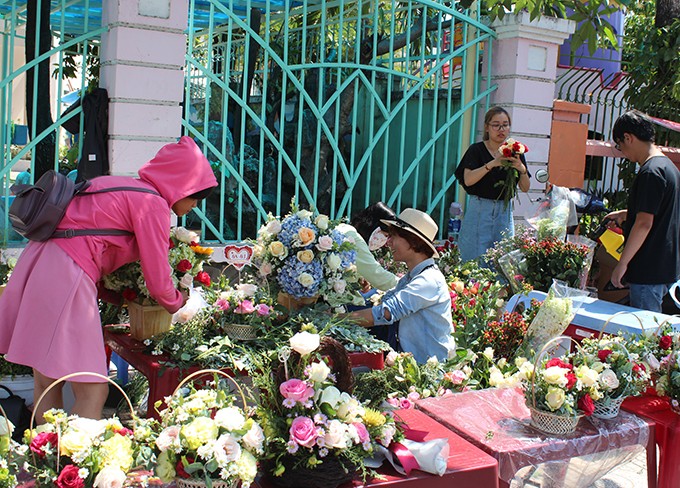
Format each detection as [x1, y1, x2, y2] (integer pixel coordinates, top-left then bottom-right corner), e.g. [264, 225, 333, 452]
[233, 8, 261, 148]
[25, 0, 56, 180]
[656, 0, 680, 28]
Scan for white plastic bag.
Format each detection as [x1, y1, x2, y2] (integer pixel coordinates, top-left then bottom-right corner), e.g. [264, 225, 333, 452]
[172, 286, 209, 323]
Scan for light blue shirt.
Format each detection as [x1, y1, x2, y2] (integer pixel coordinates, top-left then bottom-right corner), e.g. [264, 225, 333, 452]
[371, 258, 455, 363]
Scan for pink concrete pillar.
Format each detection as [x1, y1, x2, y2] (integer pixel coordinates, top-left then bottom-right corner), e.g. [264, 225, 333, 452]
[100, 0, 188, 175]
[487, 12, 575, 218]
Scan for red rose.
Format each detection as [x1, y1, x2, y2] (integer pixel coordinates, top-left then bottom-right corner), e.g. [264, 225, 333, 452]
[115, 427, 134, 437]
[578, 394, 595, 416]
[30, 432, 59, 457]
[176, 457, 194, 479]
[633, 363, 646, 374]
[597, 350, 613, 362]
[56, 464, 85, 488]
[169, 238, 175, 249]
[660, 335, 673, 350]
[502, 147, 513, 157]
[545, 358, 573, 370]
[121, 288, 138, 301]
[512, 141, 521, 152]
[194, 271, 211, 286]
[565, 372, 577, 390]
[176, 259, 193, 273]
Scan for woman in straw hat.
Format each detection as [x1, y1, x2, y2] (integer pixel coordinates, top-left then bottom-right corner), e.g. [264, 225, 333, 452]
[349, 208, 455, 363]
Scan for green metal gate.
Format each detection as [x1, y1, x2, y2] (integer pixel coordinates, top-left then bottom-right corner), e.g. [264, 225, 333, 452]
[183, 0, 495, 241]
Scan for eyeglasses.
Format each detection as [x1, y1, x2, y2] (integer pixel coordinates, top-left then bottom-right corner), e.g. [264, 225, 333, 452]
[489, 124, 510, 131]
[614, 140, 622, 151]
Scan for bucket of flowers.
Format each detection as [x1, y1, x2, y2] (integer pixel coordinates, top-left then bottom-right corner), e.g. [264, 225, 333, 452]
[204, 279, 281, 341]
[102, 226, 214, 340]
[252, 204, 364, 310]
[576, 336, 650, 419]
[523, 336, 602, 436]
[152, 369, 265, 488]
[252, 331, 401, 488]
[18, 372, 154, 488]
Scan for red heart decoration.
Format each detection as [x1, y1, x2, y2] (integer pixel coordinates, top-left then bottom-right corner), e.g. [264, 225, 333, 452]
[224, 245, 254, 270]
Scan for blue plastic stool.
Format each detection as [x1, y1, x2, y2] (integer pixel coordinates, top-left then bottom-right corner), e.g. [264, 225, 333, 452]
[110, 352, 129, 385]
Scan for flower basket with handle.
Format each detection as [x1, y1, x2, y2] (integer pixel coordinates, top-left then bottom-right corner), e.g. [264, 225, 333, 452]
[154, 369, 263, 488]
[659, 324, 680, 415]
[127, 299, 172, 341]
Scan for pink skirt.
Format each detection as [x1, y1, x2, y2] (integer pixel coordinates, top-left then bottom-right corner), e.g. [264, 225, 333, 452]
[0, 241, 107, 382]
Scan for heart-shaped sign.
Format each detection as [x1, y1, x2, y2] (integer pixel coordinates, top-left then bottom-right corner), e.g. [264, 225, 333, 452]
[224, 245, 254, 270]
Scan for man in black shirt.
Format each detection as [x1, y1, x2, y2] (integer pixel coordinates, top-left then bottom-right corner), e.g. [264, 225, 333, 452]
[606, 110, 680, 312]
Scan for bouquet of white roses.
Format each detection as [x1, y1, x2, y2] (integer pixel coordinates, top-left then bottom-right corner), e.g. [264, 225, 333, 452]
[252, 204, 364, 307]
[103, 226, 214, 304]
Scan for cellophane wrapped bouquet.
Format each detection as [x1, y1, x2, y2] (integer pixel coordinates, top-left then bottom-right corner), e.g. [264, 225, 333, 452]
[252, 205, 364, 307]
[103, 226, 214, 304]
[152, 377, 266, 487]
[495, 138, 528, 207]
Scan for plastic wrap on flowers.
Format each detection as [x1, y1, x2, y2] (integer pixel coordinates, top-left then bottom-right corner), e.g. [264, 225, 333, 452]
[566, 234, 597, 290]
[417, 387, 650, 487]
[527, 185, 575, 241]
[497, 249, 527, 294]
[522, 280, 590, 357]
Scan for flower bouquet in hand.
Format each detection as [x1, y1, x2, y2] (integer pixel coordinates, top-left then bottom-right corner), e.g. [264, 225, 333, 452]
[575, 336, 650, 418]
[252, 331, 401, 488]
[252, 204, 364, 307]
[153, 373, 266, 488]
[103, 226, 214, 305]
[494, 138, 528, 207]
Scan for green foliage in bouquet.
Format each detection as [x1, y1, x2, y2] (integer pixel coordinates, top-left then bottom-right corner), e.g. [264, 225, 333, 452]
[449, 278, 506, 350]
[0, 253, 15, 285]
[519, 237, 589, 291]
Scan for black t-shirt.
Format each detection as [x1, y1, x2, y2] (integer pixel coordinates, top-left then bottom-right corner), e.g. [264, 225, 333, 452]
[624, 155, 680, 284]
[454, 141, 528, 200]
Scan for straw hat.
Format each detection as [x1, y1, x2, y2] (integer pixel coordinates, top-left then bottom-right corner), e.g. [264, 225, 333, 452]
[381, 208, 439, 258]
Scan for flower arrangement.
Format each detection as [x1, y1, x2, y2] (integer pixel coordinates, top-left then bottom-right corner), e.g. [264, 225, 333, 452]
[0, 415, 19, 488]
[0, 252, 16, 286]
[520, 237, 590, 291]
[449, 277, 506, 350]
[252, 205, 363, 307]
[21, 409, 140, 488]
[252, 332, 400, 486]
[152, 376, 265, 487]
[495, 138, 528, 207]
[102, 226, 214, 304]
[480, 311, 530, 360]
[625, 325, 675, 378]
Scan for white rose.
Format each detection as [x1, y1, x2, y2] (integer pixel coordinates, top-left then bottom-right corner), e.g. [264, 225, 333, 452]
[336, 394, 363, 422]
[213, 433, 242, 467]
[265, 219, 282, 235]
[497, 358, 507, 369]
[515, 357, 528, 368]
[646, 353, 661, 371]
[482, 347, 494, 361]
[385, 351, 399, 367]
[316, 235, 334, 251]
[315, 214, 330, 230]
[576, 365, 599, 387]
[297, 209, 313, 219]
[332, 280, 347, 294]
[297, 272, 316, 288]
[598, 369, 620, 391]
[180, 273, 194, 289]
[289, 331, 320, 355]
[518, 362, 535, 381]
[326, 253, 341, 271]
[242, 422, 265, 454]
[236, 283, 258, 297]
[93, 465, 127, 488]
[318, 385, 342, 408]
[214, 406, 246, 431]
[542, 366, 569, 387]
[155, 425, 181, 452]
[173, 227, 199, 244]
[308, 361, 331, 383]
[545, 387, 566, 410]
[0, 416, 14, 437]
[324, 419, 348, 449]
[488, 368, 505, 387]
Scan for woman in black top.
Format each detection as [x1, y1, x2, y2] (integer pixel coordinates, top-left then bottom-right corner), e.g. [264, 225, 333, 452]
[454, 106, 530, 262]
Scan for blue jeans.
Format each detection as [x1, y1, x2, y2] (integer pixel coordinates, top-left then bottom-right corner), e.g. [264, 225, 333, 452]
[458, 195, 514, 263]
[629, 283, 672, 313]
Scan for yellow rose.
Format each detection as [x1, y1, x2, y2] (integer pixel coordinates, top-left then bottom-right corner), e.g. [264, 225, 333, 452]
[297, 250, 315, 264]
[452, 281, 464, 293]
[181, 417, 219, 451]
[576, 365, 599, 387]
[297, 227, 316, 246]
[99, 434, 134, 471]
[269, 241, 287, 258]
[545, 387, 566, 410]
[60, 430, 92, 456]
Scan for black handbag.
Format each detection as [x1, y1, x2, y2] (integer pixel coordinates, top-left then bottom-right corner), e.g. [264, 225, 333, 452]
[0, 383, 32, 441]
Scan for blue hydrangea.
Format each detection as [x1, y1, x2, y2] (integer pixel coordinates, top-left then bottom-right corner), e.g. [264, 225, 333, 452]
[277, 256, 324, 297]
[331, 229, 346, 246]
[278, 215, 318, 248]
[340, 249, 357, 269]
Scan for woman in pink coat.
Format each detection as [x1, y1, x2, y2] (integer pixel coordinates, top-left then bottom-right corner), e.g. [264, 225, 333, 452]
[0, 136, 217, 421]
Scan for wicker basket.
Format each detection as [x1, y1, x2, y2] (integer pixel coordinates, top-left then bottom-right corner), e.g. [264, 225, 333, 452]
[277, 291, 319, 311]
[175, 478, 238, 488]
[593, 394, 626, 419]
[265, 455, 356, 488]
[529, 406, 583, 436]
[222, 322, 258, 341]
[126, 300, 172, 341]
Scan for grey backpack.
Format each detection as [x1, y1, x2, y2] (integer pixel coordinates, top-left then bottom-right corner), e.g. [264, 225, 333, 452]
[9, 170, 159, 241]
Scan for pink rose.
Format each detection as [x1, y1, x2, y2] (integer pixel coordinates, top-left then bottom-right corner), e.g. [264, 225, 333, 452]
[215, 299, 230, 311]
[407, 391, 420, 402]
[280, 378, 315, 405]
[316, 235, 334, 251]
[386, 397, 400, 407]
[259, 262, 273, 277]
[353, 422, 370, 445]
[235, 299, 255, 314]
[56, 465, 84, 488]
[30, 432, 59, 457]
[444, 370, 466, 385]
[289, 416, 317, 448]
[399, 398, 413, 409]
[256, 303, 271, 316]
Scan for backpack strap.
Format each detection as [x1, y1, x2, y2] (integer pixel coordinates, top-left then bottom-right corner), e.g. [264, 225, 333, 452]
[53, 186, 162, 239]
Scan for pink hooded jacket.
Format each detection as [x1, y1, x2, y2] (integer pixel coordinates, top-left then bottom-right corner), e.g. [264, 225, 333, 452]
[55, 136, 218, 313]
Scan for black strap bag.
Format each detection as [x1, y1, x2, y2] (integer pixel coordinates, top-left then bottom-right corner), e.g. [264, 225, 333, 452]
[0, 384, 32, 442]
[9, 170, 159, 241]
